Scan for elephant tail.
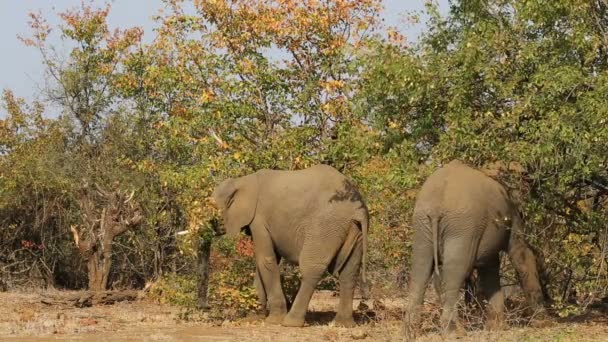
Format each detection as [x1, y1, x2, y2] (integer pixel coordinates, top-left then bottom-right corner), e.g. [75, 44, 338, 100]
[361, 212, 368, 285]
[430, 215, 440, 276]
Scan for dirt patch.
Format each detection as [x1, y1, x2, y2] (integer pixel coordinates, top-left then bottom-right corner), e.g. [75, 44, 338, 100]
[1, 290, 607, 341]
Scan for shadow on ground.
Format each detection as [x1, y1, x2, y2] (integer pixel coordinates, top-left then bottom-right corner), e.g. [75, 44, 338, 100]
[304, 310, 376, 326]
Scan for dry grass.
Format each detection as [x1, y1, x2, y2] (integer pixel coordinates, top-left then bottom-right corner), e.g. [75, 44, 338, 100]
[1, 290, 607, 341]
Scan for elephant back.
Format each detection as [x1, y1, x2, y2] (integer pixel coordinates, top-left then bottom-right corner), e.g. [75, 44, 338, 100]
[415, 160, 511, 216]
[257, 164, 366, 214]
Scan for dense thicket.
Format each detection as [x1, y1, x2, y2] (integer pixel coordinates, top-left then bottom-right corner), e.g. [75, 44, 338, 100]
[1, 0, 606, 317]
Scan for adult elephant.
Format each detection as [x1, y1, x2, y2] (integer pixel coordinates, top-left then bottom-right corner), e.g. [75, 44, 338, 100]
[405, 160, 545, 334]
[211, 164, 369, 328]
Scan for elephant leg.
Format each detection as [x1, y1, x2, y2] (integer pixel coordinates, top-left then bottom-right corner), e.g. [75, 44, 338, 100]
[253, 266, 268, 316]
[251, 226, 287, 324]
[439, 238, 477, 334]
[478, 259, 505, 330]
[254, 254, 286, 316]
[404, 229, 434, 338]
[281, 244, 336, 327]
[334, 240, 362, 328]
[508, 237, 544, 313]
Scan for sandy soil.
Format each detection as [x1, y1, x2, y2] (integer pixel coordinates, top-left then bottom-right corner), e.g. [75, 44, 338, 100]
[1, 290, 608, 341]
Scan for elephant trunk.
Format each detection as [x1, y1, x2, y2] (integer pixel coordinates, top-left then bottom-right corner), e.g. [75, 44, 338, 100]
[431, 216, 440, 276]
[210, 217, 226, 236]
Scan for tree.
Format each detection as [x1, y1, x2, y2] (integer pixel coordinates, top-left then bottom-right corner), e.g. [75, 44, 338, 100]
[10, 3, 153, 291]
[70, 185, 142, 291]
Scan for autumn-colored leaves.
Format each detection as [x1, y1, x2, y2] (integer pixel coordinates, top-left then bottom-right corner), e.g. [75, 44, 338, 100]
[193, 0, 380, 54]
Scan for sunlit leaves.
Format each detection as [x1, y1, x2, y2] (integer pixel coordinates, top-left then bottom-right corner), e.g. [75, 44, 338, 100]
[359, 0, 608, 304]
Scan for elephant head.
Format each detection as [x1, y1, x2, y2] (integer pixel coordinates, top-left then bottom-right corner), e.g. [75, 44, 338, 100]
[211, 174, 259, 237]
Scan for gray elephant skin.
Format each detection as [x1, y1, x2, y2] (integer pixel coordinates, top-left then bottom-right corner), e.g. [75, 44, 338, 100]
[405, 160, 544, 333]
[211, 164, 369, 327]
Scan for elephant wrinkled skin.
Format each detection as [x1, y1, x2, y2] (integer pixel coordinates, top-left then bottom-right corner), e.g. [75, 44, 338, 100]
[212, 164, 369, 328]
[405, 160, 545, 334]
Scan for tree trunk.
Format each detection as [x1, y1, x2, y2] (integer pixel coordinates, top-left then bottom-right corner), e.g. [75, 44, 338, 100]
[196, 237, 212, 310]
[87, 250, 112, 291]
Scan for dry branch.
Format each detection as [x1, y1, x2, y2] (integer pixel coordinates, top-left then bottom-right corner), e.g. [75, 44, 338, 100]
[71, 185, 143, 291]
[41, 290, 142, 307]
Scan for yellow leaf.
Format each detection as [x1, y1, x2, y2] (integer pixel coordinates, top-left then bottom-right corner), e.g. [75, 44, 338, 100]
[200, 89, 215, 103]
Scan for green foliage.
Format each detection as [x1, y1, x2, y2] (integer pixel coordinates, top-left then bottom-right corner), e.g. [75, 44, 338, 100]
[2, 0, 608, 319]
[149, 274, 198, 308]
[149, 237, 259, 319]
[208, 269, 259, 320]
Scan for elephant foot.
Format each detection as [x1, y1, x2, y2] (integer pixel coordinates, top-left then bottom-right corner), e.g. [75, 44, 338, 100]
[265, 312, 286, 325]
[334, 315, 356, 328]
[281, 313, 305, 327]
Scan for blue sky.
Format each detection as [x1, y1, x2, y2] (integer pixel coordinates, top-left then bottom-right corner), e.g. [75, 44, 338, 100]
[0, 0, 448, 108]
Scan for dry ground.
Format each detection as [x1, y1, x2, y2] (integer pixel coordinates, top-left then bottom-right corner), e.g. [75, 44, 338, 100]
[1, 290, 607, 341]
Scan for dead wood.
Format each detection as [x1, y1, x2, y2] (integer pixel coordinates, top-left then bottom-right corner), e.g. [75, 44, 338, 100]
[41, 290, 142, 307]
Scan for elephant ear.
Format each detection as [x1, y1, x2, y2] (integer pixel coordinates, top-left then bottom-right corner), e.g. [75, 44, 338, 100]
[212, 174, 259, 237]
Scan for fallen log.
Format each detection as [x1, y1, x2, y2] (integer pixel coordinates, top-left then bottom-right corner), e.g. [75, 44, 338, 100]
[41, 290, 142, 307]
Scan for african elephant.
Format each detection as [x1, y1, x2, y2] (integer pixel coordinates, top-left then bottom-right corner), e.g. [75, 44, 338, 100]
[211, 164, 369, 327]
[405, 160, 545, 334]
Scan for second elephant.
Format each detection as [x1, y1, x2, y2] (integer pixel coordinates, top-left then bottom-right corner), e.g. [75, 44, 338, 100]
[211, 164, 369, 327]
[405, 160, 545, 333]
